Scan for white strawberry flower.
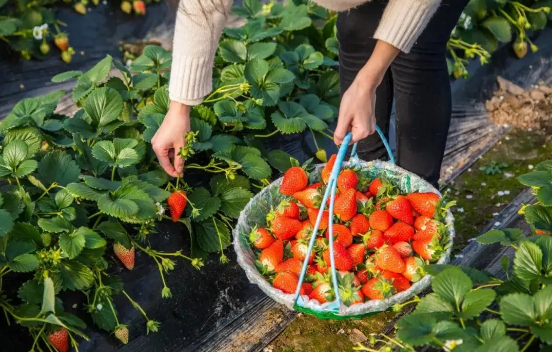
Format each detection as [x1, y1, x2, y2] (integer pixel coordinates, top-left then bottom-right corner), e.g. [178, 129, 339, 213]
[33, 26, 43, 40]
[96, 303, 103, 310]
[156, 202, 165, 216]
[444, 339, 463, 351]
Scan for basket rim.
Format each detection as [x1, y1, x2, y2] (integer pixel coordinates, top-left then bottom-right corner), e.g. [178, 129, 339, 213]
[233, 159, 455, 317]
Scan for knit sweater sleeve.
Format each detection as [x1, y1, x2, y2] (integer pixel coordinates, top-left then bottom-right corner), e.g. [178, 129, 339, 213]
[169, 0, 234, 106]
[373, 0, 441, 53]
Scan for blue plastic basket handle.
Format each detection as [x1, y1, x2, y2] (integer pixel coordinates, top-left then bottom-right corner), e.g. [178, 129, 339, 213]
[293, 127, 394, 313]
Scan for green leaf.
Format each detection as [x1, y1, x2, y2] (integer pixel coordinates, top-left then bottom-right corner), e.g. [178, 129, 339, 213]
[220, 64, 245, 84]
[85, 55, 112, 83]
[533, 285, 552, 319]
[59, 260, 94, 290]
[501, 256, 510, 275]
[139, 170, 169, 187]
[537, 186, 552, 206]
[460, 289, 496, 320]
[219, 40, 247, 63]
[6, 240, 35, 260]
[271, 101, 326, 134]
[513, 241, 543, 282]
[85, 87, 124, 128]
[92, 139, 139, 168]
[527, 10, 548, 31]
[55, 189, 74, 209]
[474, 336, 519, 352]
[194, 218, 231, 253]
[480, 319, 506, 341]
[477, 229, 506, 244]
[500, 293, 536, 325]
[3, 140, 28, 167]
[13, 159, 37, 178]
[187, 187, 221, 222]
[4, 127, 42, 157]
[266, 150, 295, 173]
[59, 230, 86, 259]
[72, 76, 94, 101]
[396, 314, 436, 346]
[432, 267, 472, 307]
[265, 68, 295, 84]
[537, 160, 552, 172]
[97, 220, 131, 248]
[121, 177, 169, 202]
[537, 236, 552, 275]
[210, 174, 250, 195]
[279, 5, 311, 31]
[0, 209, 14, 237]
[531, 322, 552, 344]
[57, 312, 87, 330]
[18, 280, 43, 305]
[141, 113, 164, 143]
[415, 293, 455, 318]
[8, 254, 39, 272]
[325, 37, 339, 54]
[303, 51, 324, 70]
[433, 321, 466, 341]
[245, 58, 269, 84]
[132, 73, 158, 91]
[82, 176, 120, 191]
[38, 216, 72, 233]
[232, 0, 262, 17]
[91, 297, 117, 331]
[215, 146, 271, 180]
[51, 70, 82, 83]
[248, 42, 276, 60]
[129, 45, 172, 72]
[299, 94, 335, 121]
[97, 193, 139, 219]
[481, 17, 512, 42]
[518, 171, 552, 187]
[524, 204, 552, 234]
[0, 17, 21, 36]
[63, 117, 96, 138]
[66, 183, 103, 201]
[39, 277, 56, 316]
[220, 188, 253, 218]
[210, 134, 243, 153]
[38, 151, 81, 187]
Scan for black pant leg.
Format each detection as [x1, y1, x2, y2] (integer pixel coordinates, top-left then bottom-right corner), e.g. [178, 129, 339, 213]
[391, 0, 469, 187]
[336, 1, 393, 161]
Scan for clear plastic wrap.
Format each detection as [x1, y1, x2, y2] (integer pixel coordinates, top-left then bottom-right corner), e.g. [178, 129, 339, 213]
[233, 158, 454, 317]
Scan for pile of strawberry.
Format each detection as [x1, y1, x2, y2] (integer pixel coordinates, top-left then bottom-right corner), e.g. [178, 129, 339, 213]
[249, 155, 449, 307]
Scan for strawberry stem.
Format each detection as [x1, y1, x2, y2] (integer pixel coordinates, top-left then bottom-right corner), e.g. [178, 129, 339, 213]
[254, 130, 279, 138]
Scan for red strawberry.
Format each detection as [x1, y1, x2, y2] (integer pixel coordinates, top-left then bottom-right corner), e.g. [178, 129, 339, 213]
[337, 169, 358, 193]
[355, 191, 369, 205]
[375, 196, 390, 210]
[133, 0, 146, 15]
[323, 243, 354, 271]
[121, 0, 132, 13]
[326, 224, 353, 248]
[276, 200, 300, 219]
[384, 222, 415, 244]
[363, 230, 386, 249]
[114, 325, 129, 344]
[300, 282, 313, 295]
[271, 215, 302, 240]
[412, 237, 439, 261]
[315, 256, 329, 273]
[350, 214, 370, 236]
[365, 191, 374, 199]
[291, 241, 315, 264]
[334, 189, 357, 221]
[167, 190, 187, 222]
[369, 178, 383, 196]
[48, 328, 69, 352]
[293, 188, 321, 209]
[381, 271, 411, 292]
[355, 269, 368, 285]
[393, 242, 413, 258]
[280, 167, 308, 195]
[348, 243, 366, 265]
[369, 210, 393, 231]
[307, 208, 330, 230]
[403, 257, 424, 282]
[413, 230, 437, 242]
[309, 282, 333, 303]
[249, 228, 275, 249]
[321, 154, 337, 184]
[259, 240, 284, 271]
[276, 258, 303, 276]
[407, 192, 440, 218]
[306, 265, 318, 276]
[54, 35, 69, 52]
[386, 196, 413, 224]
[414, 216, 440, 235]
[365, 254, 383, 277]
[295, 221, 313, 240]
[349, 289, 365, 305]
[362, 277, 395, 300]
[273, 272, 299, 294]
[375, 245, 405, 273]
[307, 182, 322, 190]
[113, 243, 135, 270]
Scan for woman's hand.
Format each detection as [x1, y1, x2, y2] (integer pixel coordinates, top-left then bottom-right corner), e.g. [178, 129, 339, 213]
[333, 40, 400, 145]
[152, 101, 191, 177]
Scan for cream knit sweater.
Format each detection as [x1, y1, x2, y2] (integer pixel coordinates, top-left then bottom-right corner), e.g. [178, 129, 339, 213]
[169, 0, 441, 105]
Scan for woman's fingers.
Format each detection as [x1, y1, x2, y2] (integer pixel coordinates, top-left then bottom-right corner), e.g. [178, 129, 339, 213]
[153, 142, 178, 177]
[334, 113, 351, 145]
[173, 143, 185, 177]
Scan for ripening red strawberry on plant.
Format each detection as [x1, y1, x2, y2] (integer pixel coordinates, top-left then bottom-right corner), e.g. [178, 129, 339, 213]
[113, 243, 135, 270]
[167, 190, 187, 222]
[48, 328, 69, 352]
[133, 0, 146, 15]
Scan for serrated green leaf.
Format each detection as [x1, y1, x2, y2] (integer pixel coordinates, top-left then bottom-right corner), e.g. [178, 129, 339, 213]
[55, 189, 74, 209]
[533, 285, 552, 319]
[41, 119, 64, 132]
[248, 42, 276, 60]
[187, 187, 221, 222]
[325, 37, 339, 54]
[38, 151, 81, 187]
[433, 321, 466, 341]
[220, 187, 253, 218]
[480, 319, 506, 341]
[72, 76, 94, 101]
[6, 240, 35, 261]
[0, 209, 14, 237]
[396, 314, 436, 346]
[219, 39, 247, 63]
[85, 87, 123, 128]
[132, 73, 158, 91]
[415, 293, 454, 317]
[18, 279, 43, 305]
[85, 55, 112, 83]
[474, 336, 519, 352]
[81, 176, 120, 191]
[8, 254, 39, 272]
[141, 113, 164, 143]
[97, 220, 131, 248]
[38, 216, 72, 233]
[121, 177, 169, 202]
[265, 68, 295, 84]
[52, 70, 82, 83]
[477, 229, 506, 244]
[460, 289, 496, 320]
[500, 293, 536, 325]
[538, 186, 552, 206]
[266, 150, 295, 173]
[210, 134, 243, 153]
[63, 117, 97, 138]
[3, 140, 28, 167]
[91, 297, 117, 331]
[245, 58, 269, 84]
[57, 311, 87, 330]
[220, 64, 246, 84]
[303, 51, 324, 70]
[432, 267, 472, 307]
[4, 127, 42, 157]
[513, 241, 543, 282]
[518, 171, 552, 187]
[97, 193, 139, 218]
[531, 322, 552, 344]
[39, 278, 56, 316]
[210, 174, 250, 195]
[13, 159, 37, 178]
[194, 218, 231, 253]
[481, 17, 512, 42]
[66, 183, 103, 201]
[130, 46, 172, 73]
[59, 260, 94, 290]
[59, 230, 86, 259]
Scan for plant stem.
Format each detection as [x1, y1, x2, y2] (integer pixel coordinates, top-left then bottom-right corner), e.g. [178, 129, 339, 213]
[508, 328, 530, 333]
[111, 166, 117, 181]
[122, 290, 149, 320]
[254, 130, 279, 138]
[88, 212, 101, 220]
[31, 324, 46, 351]
[474, 283, 502, 290]
[485, 308, 500, 315]
[106, 297, 120, 326]
[92, 215, 103, 230]
[520, 335, 536, 352]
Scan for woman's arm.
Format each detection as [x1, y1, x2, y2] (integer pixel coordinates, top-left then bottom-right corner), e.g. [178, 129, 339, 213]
[334, 40, 399, 145]
[153, 0, 233, 177]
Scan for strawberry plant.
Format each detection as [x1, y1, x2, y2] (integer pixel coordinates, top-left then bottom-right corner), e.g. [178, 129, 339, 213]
[355, 159, 552, 352]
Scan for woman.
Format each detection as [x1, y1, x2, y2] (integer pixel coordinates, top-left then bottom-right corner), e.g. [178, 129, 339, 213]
[152, 0, 468, 187]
